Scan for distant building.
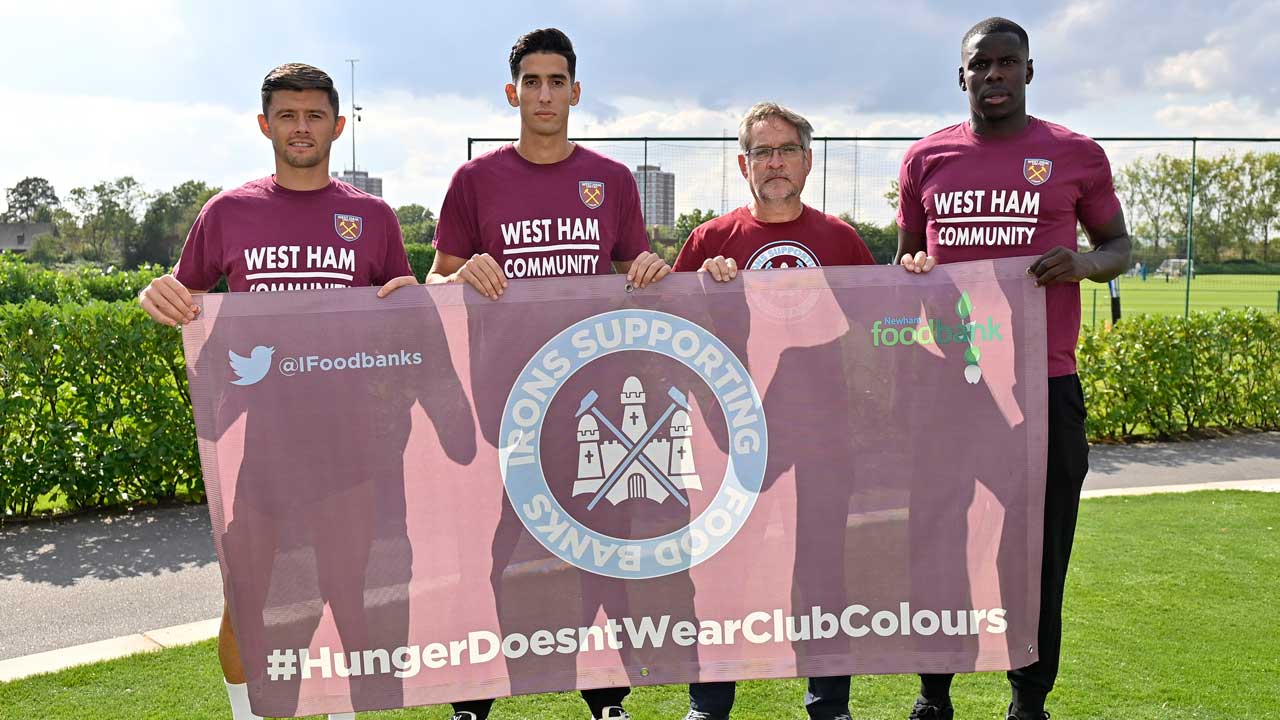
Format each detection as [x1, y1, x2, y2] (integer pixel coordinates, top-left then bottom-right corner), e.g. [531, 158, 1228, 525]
[0, 222, 55, 254]
[632, 164, 675, 229]
[331, 170, 383, 197]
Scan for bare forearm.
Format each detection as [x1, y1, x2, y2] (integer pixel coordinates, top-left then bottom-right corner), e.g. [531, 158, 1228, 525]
[1082, 234, 1132, 283]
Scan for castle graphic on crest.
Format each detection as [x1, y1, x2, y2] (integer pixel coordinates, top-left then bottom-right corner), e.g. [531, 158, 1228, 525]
[574, 376, 702, 505]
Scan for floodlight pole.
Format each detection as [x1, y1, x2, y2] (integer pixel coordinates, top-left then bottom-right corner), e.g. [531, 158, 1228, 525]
[347, 58, 359, 173]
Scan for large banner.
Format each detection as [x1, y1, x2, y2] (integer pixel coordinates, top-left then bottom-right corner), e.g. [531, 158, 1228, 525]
[183, 257, 1047, 717]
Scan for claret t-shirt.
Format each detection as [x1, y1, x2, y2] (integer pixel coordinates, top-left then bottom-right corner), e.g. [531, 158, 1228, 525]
[433, 144, 650, 279]
[673, 204, 874, 271]
[174, 176, 411, 292]
[897, 117, 1122, 377]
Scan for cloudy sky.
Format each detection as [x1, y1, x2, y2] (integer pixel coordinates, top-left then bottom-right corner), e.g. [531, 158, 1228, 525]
[2, 0, 1277, 218]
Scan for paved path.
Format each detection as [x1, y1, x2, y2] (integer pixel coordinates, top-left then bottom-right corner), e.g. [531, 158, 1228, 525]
[2, 431, 1277, 678]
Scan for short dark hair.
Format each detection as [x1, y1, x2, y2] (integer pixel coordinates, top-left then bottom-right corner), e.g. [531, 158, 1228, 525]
[961, 17, 1029, 55]
[260, 63, 340, 117]
[509, 28, 577, 81]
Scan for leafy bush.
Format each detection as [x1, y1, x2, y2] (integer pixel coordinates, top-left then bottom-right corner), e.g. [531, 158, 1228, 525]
[1194, 261, 1280, 275]
[1079, 309, 1280, 439]
[0, 300, 199, 519]
[0, 253, 165, 305]
[404, 242, 435, 281]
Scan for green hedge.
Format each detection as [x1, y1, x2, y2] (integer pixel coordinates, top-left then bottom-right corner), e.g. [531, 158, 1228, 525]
[1078, 309, 1280, 439]
[1, 296, 1276, 519]
[0, 254, 166, 305]
[1194, 261, 1280, 275]
[405, 242, 435, 281]
[0, 300, 199, 519]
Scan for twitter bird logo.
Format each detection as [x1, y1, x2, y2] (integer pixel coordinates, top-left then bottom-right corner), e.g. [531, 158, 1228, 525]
[228, 346, 275, 386]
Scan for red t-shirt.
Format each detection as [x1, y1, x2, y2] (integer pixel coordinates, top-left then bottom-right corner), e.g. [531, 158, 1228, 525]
[896, 117, 1122, 377]
[673, 205, 875, 271]
[174, 176, 411, 292]
[433, 144, 650, 279]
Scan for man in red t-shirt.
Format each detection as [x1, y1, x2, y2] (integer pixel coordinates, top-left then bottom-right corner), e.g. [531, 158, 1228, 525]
[674, 103, 877, 278]
[673, 103, 887, 720]
[895, 17, 1131, 720]
[405, 28, 669, 720]
[138, 63, 412, 720]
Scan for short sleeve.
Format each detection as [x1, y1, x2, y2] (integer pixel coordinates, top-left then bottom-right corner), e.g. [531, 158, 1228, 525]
[433, 166, 482, 260]
[673, 225, 709, 272]
[172, 201, 224, 292]
[377, 203, 412, 284]
[612, 173, 651, 262]
[1076, 141, 1123, 230]
[896, 149, 927, 235]
[845, 225, 876, 266]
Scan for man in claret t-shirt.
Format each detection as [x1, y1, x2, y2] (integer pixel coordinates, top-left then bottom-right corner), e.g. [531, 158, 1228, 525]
[674, 102, 878, 279]
[895, 17, 1131, 720]
[138, 63, 411, 720]
[424, 28, 669, 298]
[414, 28, 668, 720]
[674, 102, 924, 720]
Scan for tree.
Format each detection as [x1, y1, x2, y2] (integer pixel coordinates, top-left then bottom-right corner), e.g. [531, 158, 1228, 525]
[884, 179, 900, 212]
[134, 181, 217, 267]
[2, 177, 60, 223]
[675, 208, 718, 242]
[1237, 151, 1280, 263]
[839, 214, 897, 264]
[395, 204, 437, 245]
[67, 177, 148, 262]
[26, 233, 68, 266]
[1116, 155, 1186, 254]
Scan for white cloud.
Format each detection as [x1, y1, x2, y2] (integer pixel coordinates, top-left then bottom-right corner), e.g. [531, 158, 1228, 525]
[1154, 99, 1280, 136]
[1148, 47, 1231, 92]
[0, 86, 262, 204]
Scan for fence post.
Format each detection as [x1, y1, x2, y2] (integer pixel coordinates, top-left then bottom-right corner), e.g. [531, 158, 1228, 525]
[643, 138, 649, 227]
[467, 138, 473, 161]
[822, 138, 829, 213]
[1184, 138, 1197, 318]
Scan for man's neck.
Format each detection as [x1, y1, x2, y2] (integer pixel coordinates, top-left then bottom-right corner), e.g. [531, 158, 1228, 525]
[515, 131, 574, 164]
[969, 111, 1030, 139]
[273, 161, 332, 191]
[749, 198, 804, 224]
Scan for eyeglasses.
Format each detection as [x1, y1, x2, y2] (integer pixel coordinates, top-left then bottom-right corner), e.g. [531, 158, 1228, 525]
[745, 144, 805, 163]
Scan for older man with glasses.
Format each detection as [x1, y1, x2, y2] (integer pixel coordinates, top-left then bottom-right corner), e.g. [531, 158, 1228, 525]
[672, 102, 892, 720]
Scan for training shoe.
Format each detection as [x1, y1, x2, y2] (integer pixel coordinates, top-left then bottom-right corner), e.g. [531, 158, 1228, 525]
[908, 700, 954, 720]
[450, 713, 480, 720]
[1006, 705, 1050, 720]
[683, 712, 715, 720]
[597, 707, 630, 720]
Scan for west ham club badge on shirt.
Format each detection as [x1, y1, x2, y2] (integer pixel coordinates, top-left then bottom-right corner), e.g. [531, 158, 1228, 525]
[579, 181, 605, 210]
[1023, 159, 1053, 186]
[334, 213, 363, 242]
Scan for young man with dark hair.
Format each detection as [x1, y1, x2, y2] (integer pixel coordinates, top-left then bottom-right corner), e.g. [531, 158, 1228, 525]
[411, 27, 668, 720]
[139, 62, 411, 720]
[895, 17, 1131, 720]
[419, 26, 668, 297]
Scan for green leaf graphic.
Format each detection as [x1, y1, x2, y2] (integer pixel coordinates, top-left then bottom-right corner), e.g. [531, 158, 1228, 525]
[956, 292, 972, 318]
[965, 345, 982, 364]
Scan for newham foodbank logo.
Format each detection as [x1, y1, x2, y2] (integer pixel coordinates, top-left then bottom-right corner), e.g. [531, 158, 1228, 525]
[869, 292, 1000, 384]
[500, 309, 768, 579]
